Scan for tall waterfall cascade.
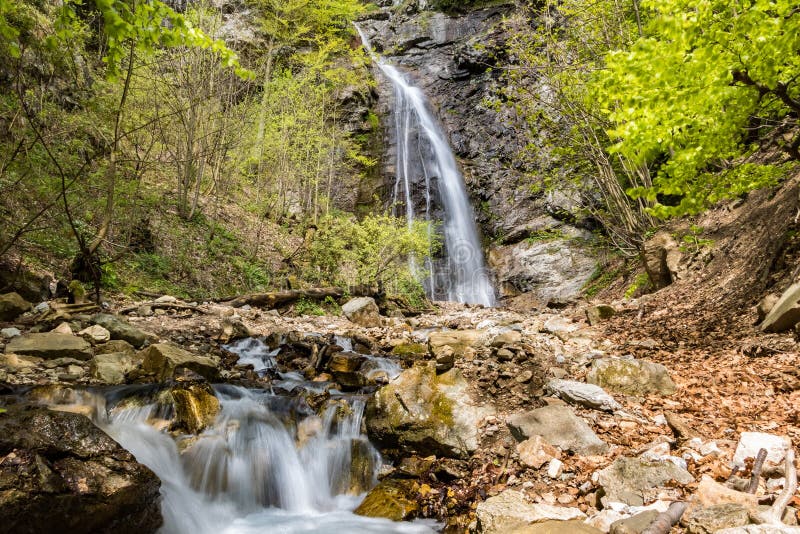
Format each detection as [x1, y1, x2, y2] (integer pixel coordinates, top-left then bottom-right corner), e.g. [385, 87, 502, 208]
[355, 25, 495, 307]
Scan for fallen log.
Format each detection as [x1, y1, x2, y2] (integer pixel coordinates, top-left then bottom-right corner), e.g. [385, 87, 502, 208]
[642, 501, 688, 534]
[222, 288, 344, 309]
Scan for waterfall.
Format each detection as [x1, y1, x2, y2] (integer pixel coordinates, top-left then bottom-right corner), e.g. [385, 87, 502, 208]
[355, 25, 495, 307]
[88, 385, 438, 534]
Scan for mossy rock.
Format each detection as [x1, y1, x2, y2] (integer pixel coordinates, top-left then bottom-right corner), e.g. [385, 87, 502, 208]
[354, 479, 419, 521]
[587, 357, 676, 396]
[365, 362, 493, 459]
[390, 343, 428, 358]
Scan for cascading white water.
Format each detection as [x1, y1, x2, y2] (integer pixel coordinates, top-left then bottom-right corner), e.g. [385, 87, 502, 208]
[355, 24, 495, 307]
[92, 385, 438, 534]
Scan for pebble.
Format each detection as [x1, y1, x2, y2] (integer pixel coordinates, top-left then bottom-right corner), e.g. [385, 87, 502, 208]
[0, 327, 21, 338]
[547, 458, 563, 479]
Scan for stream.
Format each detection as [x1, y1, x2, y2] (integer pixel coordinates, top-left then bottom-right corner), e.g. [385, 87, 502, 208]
[45, 339, 438, 534]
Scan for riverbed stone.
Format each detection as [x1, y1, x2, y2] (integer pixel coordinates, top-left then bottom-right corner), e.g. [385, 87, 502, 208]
[169, 380, 220, 434]
[685, 503, 751, 534]
[0, 406, 162, 533]
[597, 456, 694, 507]
[0, 292, 31, 321]
[366, 361, 493, 459]
[90, 349, 140, 385]
[0, 327, 21, 339]
[610, 510, 660, 534]
[342, 297, 382, 328]
[140, 343, 220, 381]
[5, 332, 92, 360]
[511, 521, 603, 534]
[90, 313, 149, 348]
[354, 478, 419, 521]
[732, 432, 792, 468]
[587, 357, 676, 396]
[506, 405, 607, 455]
[78, 324, 111, 343]
[475, 489, 586, 534]
[516, 435, 560, 469]
[545, 379, 622, 412]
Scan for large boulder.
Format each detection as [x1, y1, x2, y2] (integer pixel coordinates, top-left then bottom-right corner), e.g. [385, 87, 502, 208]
[0, 292, 31, 321]
[475, 489, 586, 534]
[366, 362, 493, 459]
[91, 314, 149, 348]
[0, 406, 162, 533]
[5, 332, 92, 360]
[354, 478, 419, 521]
[587, 357, 676, 396]
[597, 456, 694, 506]
[506, 405, 607, 455]
[760, 282, 800, 333]
[140, 343, 220, 381]
[342, 297, 382, 328]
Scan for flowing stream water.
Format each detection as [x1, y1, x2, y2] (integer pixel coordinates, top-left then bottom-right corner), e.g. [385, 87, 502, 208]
[355, 24, 495, 307]
[48, 340, 437, 534]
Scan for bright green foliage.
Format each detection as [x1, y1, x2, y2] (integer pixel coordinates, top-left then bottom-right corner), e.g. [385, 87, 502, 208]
[593, 0, 799, 216]
[304, 214, 438, 293]
[503, 0, 653, 254]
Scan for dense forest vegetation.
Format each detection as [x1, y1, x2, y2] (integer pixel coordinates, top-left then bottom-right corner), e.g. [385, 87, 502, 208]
[0, 0, 797, 302]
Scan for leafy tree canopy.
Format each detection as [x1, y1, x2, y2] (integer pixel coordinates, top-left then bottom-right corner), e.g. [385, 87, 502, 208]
[592, 0, 799, 217]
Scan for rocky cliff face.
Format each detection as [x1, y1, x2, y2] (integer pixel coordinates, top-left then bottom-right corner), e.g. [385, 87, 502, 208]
[358, 1, 597, 305]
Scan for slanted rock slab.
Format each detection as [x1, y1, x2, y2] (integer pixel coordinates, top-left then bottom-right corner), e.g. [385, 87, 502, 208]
[546, 379, 622, 412]
[5, 332, 92, 360]
[506, 404, 607, 455]
[761, 282, 800, 332]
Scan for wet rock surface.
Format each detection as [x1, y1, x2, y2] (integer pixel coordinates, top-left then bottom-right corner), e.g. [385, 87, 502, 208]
[0, 406, 162, 534]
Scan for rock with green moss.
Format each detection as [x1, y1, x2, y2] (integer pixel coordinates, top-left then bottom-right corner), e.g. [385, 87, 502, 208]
[390, 343, 428, 358]
[354, 479, 419, 521]
[169, 380, 220, 434]
[366, 361, 492, 459]
[587, 357, 676, 396]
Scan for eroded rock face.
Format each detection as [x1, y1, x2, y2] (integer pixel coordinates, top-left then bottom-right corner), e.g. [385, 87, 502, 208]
[357, 3, 597, 303]
[366, 361, 492, 459]
[0, 406, 162, 534]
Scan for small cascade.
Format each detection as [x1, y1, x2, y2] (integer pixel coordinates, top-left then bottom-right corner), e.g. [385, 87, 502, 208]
[81, 385, 438, 534]
[355, 24, 495, 307]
